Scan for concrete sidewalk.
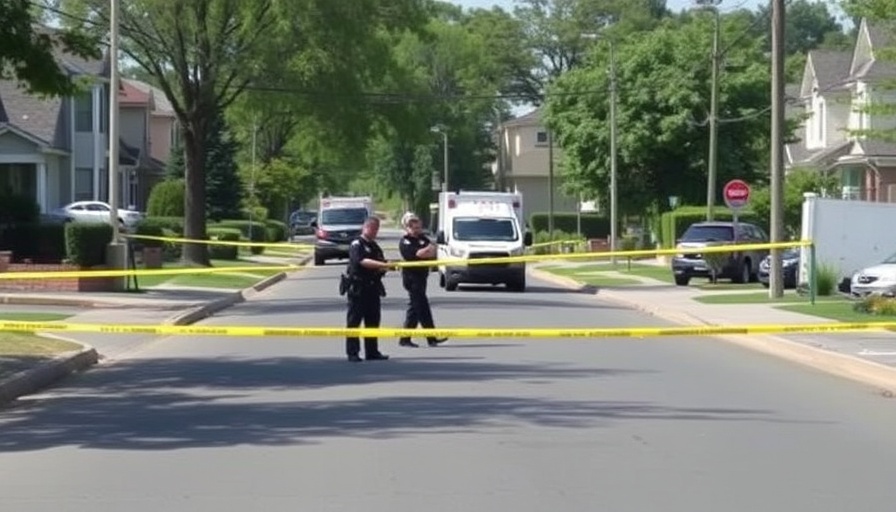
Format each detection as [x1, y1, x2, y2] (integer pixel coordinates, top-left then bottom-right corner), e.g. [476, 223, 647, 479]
[529, 262, 896, 395]
[0, 253, 312, 405]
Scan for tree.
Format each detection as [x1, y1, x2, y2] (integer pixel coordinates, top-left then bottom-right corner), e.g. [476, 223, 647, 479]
[165, 135, 185, 180]
[544, 15, 772, 215]
[205, 108, 243, 221]
[0, 1, 99, 96]
[60, 0, 279, 266]
[749, 168, 839, 237]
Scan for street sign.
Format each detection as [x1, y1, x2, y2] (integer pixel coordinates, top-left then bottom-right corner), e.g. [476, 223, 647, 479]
[723, 179, 751, 211]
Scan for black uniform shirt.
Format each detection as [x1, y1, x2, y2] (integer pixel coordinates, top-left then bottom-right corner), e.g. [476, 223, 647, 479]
[348, 236, 386, 282]
[399, 233, 433, 279]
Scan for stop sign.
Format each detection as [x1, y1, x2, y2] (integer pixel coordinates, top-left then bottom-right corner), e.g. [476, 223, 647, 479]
[723, 179, 751, 210]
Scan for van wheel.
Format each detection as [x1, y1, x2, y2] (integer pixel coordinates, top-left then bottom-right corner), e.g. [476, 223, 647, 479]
[314, 255, 325, 266]
[733, 260, 750, 284]
[445, 278, 459, 291]
[674, 275, 690, 286]
[507, 276, 526, 292]
[439, 273, 446, 288]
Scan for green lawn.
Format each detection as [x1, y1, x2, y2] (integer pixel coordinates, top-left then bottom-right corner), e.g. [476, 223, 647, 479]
[777, 302, 896, 324]
[134, 259, 291, 289]
[0, 312, 82, 379]
[694, 291, 845, 305]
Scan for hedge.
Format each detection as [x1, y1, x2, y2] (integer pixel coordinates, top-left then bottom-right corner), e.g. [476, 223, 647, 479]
[659, 206, 759, 248]
[134, 218, 167, 248]
[213, 220, 268, 255]
[265, 219, 288, 242]
[207, 227, 241, 260]
[143, 216, 184, 234]
[530, 230, 586, 255]
[0, 223, 66, 263]
[65, 223, 114, 267]
[529, 212, 610, 239]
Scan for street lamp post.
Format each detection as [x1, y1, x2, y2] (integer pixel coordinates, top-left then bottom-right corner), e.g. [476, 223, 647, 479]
[431, 126, 448, 192]
[106, 0, 126, 290]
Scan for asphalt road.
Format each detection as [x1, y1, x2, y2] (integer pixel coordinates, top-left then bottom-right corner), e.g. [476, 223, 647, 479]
[2, 245, 896, 511]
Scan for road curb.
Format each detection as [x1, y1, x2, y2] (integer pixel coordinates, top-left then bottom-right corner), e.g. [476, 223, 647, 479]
[164, 255, 312, 326]
[0, 295, 122, 308]
[528, 267, 896, 395]
[0, 254, 311, 405]
[0, 341, 98, 406]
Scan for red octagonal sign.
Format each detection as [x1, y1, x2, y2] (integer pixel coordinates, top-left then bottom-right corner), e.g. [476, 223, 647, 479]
[723, 179, 751, 210]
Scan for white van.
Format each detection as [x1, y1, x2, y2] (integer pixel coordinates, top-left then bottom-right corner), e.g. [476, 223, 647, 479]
[312, 195, 373, 265]
[434, 191, 532, 292]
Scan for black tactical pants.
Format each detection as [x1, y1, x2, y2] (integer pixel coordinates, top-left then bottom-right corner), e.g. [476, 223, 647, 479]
[401, 278, 438, 342]
[345, 289, 382, 357]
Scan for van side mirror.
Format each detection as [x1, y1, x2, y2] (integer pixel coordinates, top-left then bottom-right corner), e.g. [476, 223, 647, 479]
[524, 231, 533, 247]
[436, 231, 446, 244]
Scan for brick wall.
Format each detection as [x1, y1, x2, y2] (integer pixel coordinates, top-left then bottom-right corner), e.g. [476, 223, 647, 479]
[0, 263, 114, 292]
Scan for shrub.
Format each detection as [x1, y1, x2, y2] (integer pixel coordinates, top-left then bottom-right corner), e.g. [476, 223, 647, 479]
[161, 228, 182, 262]
[1, 223, 66, 262]
[815, 263, 838, 296]
[529, 213, 610, 239]
[530, 230, 586, 255]
[214, 219, 267, 255]
[134, 218, 167, 248]
[65, 223, 114, 267]
[207, 227, 241, 260]
[142, 216, 184, 234]
[265, 219, 288, 242]
[659, 206, 759, 248]
[146, 179, 185, 217]
[854, 296, 896, 316]
[0, 192, 40, 227]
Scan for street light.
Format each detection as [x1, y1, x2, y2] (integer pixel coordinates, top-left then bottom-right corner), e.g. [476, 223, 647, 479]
[581, 32, 618, 265]
[430, 125, 449, 192]
[692, 0, 723, 221]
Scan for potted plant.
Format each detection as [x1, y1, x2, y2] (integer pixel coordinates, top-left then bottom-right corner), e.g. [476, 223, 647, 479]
[135, 221, 165, 269]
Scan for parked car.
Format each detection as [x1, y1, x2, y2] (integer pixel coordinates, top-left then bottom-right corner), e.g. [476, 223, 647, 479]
[758, 247, 801, 289]
[849, 251, 896, 298]
[52, 201, 144, 231]
[289, 210, 316, 236]
[671, 221, 769, 286]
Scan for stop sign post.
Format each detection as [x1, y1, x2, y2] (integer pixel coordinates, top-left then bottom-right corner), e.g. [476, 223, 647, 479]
[723, 179, 750, 239]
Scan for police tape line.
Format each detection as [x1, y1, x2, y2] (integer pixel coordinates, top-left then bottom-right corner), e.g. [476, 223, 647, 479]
[0, 265, 303, 280]
[394, 240, 813, 269]
[0, 320, 891, 338]
[124, 234, 315, 250]
[0, 239, 813, 279]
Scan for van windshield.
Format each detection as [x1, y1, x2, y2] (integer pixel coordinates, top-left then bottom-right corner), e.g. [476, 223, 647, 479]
[452, 217, 518, 242]
[680, 225, 734, 242]
[320, 208, 368, 225]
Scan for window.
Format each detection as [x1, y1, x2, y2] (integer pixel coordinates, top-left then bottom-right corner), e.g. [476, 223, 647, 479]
[319, 208, 368, 225]
[536, 131, 548, 144]
[75, 91, 92, 132]
[679, 225, 734, 242]
[452, 217, 518, 242]
[74, 167, 93, 201]
[816, 100, 825, 144]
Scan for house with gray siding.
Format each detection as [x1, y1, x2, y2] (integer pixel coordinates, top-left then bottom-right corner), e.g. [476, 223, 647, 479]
[0, 30, 175, 213]
[787, 18, 896, 202]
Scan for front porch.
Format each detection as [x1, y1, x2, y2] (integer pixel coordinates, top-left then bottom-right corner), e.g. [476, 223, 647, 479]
[829, 154, 896, 203]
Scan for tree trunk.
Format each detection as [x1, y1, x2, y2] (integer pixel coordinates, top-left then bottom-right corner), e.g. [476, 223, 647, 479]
[182, 124, 210, 266]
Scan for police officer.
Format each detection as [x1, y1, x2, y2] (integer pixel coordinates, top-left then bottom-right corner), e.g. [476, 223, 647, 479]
[344, 216, 393, 362]
[398, 213, 447, 348]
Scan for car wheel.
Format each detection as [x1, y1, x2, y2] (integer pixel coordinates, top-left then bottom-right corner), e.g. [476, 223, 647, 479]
[674, 275, 690, 286]
[733, 260, 750, 284]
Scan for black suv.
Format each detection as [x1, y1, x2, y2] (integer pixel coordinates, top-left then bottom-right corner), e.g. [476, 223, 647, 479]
[671, 221, 769, 286]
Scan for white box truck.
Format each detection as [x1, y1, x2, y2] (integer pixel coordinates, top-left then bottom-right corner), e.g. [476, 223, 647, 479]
[434, 190, 532, 292]
[312, 195, 373, 266]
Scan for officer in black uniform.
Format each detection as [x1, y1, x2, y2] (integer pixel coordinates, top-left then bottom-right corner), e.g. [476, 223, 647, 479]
[343, 216, 393, 362]
[397, 213, 447, 348]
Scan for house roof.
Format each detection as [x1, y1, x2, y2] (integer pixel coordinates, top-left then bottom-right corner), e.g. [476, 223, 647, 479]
[855, 139, 896, 157]
[503, 107, 543, 128]
[787, 140, 852, 168]
[124, 78, 175, 116]
[0, 80, 62, 147]
[807, 50, 853, 92]
[119, 79, 150, 106]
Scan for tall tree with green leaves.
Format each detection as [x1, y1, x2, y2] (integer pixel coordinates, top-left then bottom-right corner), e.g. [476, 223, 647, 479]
[205, 108, 243, 221]
[545, 14, 771, 215]
[0, 1, 99, 96]
[59, 0, 278, 266]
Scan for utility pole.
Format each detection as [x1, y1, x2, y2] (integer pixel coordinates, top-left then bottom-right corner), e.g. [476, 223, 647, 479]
[703, 0, 722, 221]
[548, 128, 555, 240]
[106, 0, 125, 290]
[443, 130, 449, 192]
[769, 0, 786, 298]
[609, 40, 618, 265]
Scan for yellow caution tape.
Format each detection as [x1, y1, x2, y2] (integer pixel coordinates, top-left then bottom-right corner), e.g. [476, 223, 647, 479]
[0, 264, 303, 280]
[393, 240, 813, 269]
[0, 320, 889, 338]
[125, 234, 315, 250]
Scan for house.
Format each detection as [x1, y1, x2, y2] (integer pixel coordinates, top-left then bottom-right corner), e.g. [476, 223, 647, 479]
[494, 107, 579, 218]
[0, 30, 176, 214]
[787, 18, 896, 202]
